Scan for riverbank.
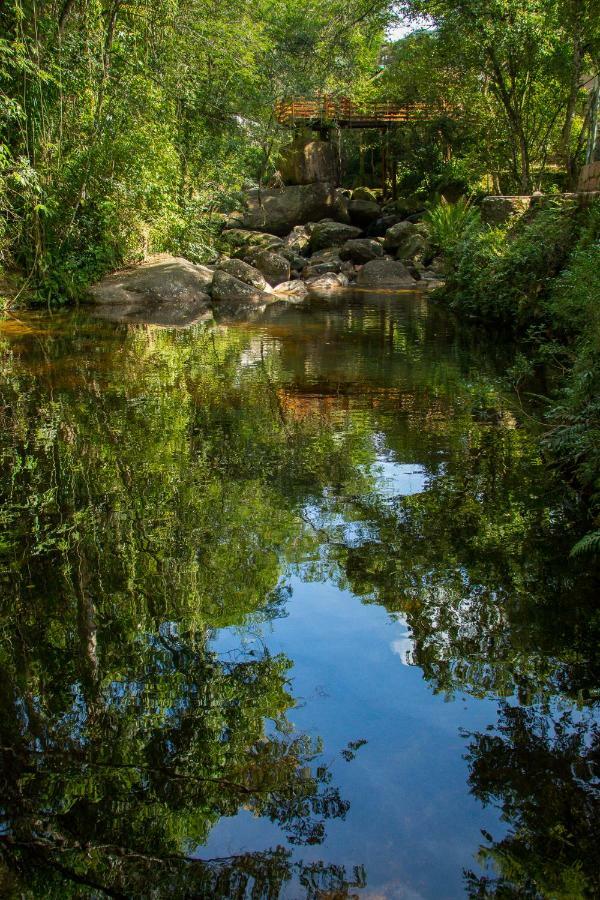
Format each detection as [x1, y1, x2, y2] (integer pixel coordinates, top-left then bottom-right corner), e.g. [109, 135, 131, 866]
[433, 195, 600, 554]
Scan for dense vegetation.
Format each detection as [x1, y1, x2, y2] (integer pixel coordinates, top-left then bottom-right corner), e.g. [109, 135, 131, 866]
[0, 0, 387, 301]
[2, 0, 599, 302]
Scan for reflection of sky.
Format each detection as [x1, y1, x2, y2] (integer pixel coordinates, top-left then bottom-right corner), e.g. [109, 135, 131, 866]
[207, 575, 503, 899]
[371, 458, 427, 499]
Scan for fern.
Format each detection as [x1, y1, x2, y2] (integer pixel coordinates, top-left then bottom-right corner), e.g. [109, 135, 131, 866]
[570, 531, 600, 557]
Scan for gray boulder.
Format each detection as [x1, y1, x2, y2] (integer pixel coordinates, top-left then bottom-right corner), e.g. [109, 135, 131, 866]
[356, 259, 417, 287]
[211, 270, 272, 303]
[221, 229, 283, 255]
[303, 261, 342, 278]
[347, 199, 381, 228]
[237, 183, 350, 235]
[284, 224, 311, 255]
[383, 221, 419, 252]
[352, 187, 378, 202]
[217, 258, 269, 291]
[253, 249, 291, 286]
[395, 233, 430, 263]
[306, 272, 349, 291]
[89, 254, 214, 327]
[339, 238, 385, 264]
[274, 280, 309, 298]
[310, 219, 362, 252]
[279, 135, 339, 185]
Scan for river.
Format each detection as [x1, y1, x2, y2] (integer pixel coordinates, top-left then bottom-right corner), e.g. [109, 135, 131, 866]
[0, 290, 598, 898]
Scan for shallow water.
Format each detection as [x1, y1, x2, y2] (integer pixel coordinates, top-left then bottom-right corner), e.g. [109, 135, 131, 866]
[0, 292, 598, 898]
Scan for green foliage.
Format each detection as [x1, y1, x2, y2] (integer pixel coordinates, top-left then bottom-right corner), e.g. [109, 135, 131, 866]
[423, 196, 481, 256]
[0, 0, 389, 303]
[445, 200, 582, 327]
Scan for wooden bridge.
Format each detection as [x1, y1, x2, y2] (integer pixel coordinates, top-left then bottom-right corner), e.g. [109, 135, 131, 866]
[275, 96, 439, 130]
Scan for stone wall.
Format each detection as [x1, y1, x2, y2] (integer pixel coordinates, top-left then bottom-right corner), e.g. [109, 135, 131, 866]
[578, 162, 600, 192]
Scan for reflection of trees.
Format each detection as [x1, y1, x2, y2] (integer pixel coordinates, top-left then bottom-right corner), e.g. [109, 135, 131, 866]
[463, 704, 600, 899]
[0, 321, 371, 896]
[0, 628, 354, 896]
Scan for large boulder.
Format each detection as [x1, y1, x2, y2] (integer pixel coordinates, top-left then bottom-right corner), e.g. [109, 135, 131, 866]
[395, 232, 430, 263]
[303, 260, 342, 278]
[383, 220, 419, 252]
[356, 259, 417, 288]
[237, 183, 350, 235]
[310, 219, 362, 252]
[220, 229, 283, 255]
[274, 280, 309, 298]
[284, 224, 311, 255]
[253, 250, 291, 286]
[339, 238, 384, 264]
[306, 272, 349, 291]
[89, 254, 214, 326]
[366, 214, 404, 238]
[217, 258, 269, 291]
[352, 187, 378, 202]
[211, 270, 272, 303]
[347, 199, 381, 228]
[278, 135, 339, 185]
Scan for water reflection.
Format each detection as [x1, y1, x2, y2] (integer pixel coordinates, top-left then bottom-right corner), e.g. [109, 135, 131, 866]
[0, 293, 598, 897]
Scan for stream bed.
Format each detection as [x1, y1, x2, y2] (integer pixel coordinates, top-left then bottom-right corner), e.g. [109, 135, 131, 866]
[0, 291, 598, 898]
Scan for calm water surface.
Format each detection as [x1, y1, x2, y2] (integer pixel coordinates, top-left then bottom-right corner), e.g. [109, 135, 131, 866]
[0, 292, 598, 898]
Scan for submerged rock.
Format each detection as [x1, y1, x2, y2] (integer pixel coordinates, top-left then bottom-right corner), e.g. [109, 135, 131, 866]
[89, 254, 214, 326]
[306, 272, 349, 291]
[356, 258, 416, 287]
[273, 280, 309, 297]
[211, 270, 272, 303]
[217, 258, 269, 291]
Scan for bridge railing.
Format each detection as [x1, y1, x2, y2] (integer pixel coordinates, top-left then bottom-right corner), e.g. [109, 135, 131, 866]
[275, 96, 438, 127]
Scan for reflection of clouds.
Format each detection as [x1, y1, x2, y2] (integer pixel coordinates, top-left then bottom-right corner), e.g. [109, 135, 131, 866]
[390, 619, 416, 666]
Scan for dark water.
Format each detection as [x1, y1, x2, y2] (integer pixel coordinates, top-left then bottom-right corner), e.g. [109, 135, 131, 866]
[0, 292, 598, 899]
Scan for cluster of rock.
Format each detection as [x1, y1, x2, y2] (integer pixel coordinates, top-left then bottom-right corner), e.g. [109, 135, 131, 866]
[218, 182, 442, 297]
[89, 182, 443, 326]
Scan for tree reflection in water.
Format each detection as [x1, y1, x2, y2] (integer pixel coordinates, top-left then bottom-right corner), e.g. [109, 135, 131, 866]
[0, 298, 598, 897]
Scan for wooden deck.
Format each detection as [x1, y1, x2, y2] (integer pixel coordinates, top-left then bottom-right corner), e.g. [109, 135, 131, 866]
[275, 96, 438, 129]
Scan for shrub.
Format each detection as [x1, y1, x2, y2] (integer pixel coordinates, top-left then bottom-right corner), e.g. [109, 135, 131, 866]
[423, 196, 481, 257]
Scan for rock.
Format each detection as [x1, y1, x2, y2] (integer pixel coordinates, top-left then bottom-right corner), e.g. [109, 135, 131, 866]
[89, 254, 215, 326]
[237, 182, 350, 235]
[366, 214, 404, 238]
[480, 195, 532, 225]
[303, 261, 342, 278]
[310, 219, 362, 252]
[278, 134, 339, 185]
[395, 233, 430, 263]
[253, 250, 291, 287]
[273, 280, 309, 297]
[217, 258, 269, 291]
[347, 199, 381, 228]
[339, 238, 385, 264]
[284, 225, 311, 255]
[221, 229, 283, 255]
[306, 272, 349, 291]
[352, 187, 378, 202]
[383, 221, 418, 252]
[211, 270, 273, 303]
[356, 259, 417, 287]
